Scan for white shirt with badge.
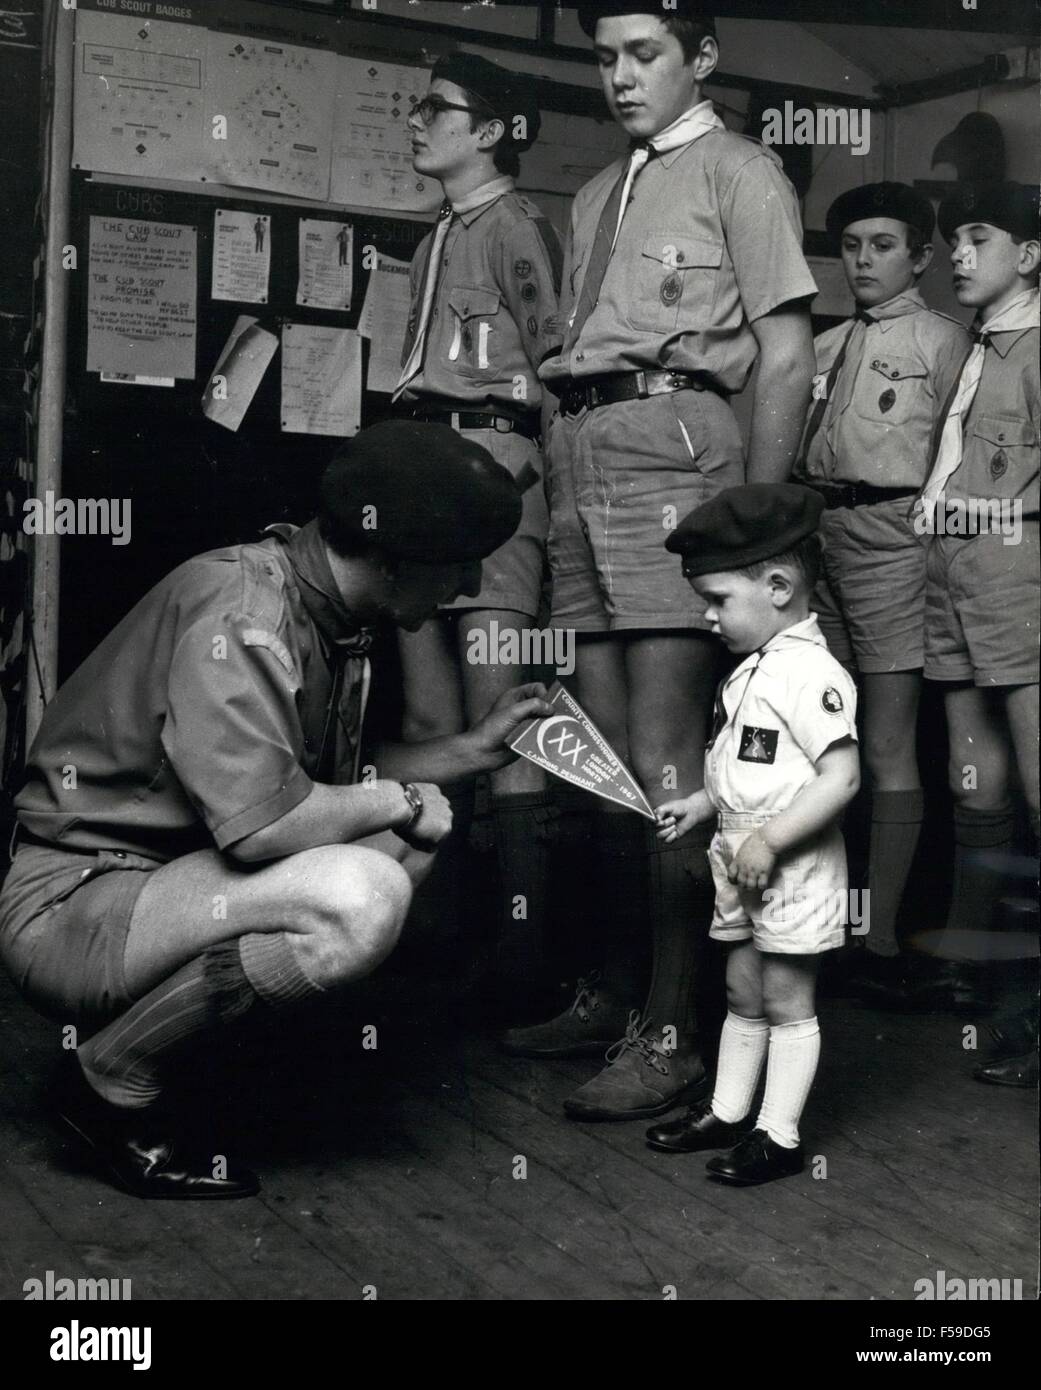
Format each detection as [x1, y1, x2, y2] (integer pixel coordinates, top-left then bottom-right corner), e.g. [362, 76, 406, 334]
[704, 615, 858, 821]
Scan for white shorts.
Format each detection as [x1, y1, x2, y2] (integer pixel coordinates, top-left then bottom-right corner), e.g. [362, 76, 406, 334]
[708, 811, 848, 955]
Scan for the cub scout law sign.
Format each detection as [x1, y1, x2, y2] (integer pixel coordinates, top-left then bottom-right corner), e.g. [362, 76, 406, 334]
[510, 681, 656, 820]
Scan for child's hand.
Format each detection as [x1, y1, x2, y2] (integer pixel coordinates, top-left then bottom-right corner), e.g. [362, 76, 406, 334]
[727, 830, 777, 891]
[655, 799, 697, 842]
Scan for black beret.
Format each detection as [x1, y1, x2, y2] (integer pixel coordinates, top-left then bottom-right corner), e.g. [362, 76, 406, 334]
[432, 53, 541, 151]
[826, 182, 935, 246]
[319, 421, 522, 563]
[665, 484, 825, 576]
[938, 181, 1040, 243]
[577, 2, 715, 38]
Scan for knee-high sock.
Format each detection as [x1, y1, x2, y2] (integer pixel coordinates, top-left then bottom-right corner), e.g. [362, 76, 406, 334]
[491, 789, 556, 985]
[756, 1017, 821, 1148]
[937, 804, 1016, 950]
[597, 809, 650, 1004]
[710, 1012, 769, 1123]
[77, 933, 322, 1109]
[866, 789, 925, 959]
[642, 819, 714, 1052]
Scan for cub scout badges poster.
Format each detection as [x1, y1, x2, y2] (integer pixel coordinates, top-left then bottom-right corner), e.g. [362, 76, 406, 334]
[510, 682, 656, 820]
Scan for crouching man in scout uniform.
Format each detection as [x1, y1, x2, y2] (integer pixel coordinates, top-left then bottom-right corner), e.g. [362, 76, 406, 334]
[0, 422, 552, 1198]
[649, 486, 860, 1184]
[394, 54, 564, 998]
[796, 184, 970, 1005]
[504, 2, 817, 1122]
[916, 182, 1039, 1074]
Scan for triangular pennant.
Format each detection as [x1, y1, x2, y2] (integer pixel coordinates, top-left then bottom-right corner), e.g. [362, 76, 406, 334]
[509, 681, 656, 820]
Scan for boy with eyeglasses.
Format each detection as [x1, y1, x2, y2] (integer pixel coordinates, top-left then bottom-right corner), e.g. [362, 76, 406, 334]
[394, 53, 564, 1001]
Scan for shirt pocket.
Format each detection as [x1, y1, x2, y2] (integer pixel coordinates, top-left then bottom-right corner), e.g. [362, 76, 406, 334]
[853, 353, 927, 426]
[969, 414, 1038, 502]
[445, 285, 503, 377]
[628, 233, 722, 333]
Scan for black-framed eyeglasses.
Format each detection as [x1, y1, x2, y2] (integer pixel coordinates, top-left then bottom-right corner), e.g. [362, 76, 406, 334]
[412, 94, 483, 126]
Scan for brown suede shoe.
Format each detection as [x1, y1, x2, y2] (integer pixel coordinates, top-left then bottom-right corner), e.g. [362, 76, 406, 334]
[563, 1011, 709, 1121]
[500, 973, 634, 1058]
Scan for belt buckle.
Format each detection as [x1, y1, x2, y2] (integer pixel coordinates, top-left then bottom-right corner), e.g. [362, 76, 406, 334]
[588, 384, 602, 410]
[493, 416, 512, 434]
[634, 370, 648, 400]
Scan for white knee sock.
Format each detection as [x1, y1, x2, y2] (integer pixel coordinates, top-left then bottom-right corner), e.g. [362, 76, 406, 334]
[710, 1012, 769, 1123]
[756, 1017, 821, 1149]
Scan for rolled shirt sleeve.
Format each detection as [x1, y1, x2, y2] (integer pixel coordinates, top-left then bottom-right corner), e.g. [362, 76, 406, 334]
[160, 614, 314, 850]
[497, 212, 564, 372]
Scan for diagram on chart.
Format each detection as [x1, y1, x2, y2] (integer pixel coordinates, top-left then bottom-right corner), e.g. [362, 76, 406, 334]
[206, 35, 336, 200]
[332, 56, 440, 212]
[72, 12, 208, 181]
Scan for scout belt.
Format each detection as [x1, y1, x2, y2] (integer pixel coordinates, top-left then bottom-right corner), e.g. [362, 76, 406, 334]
[800, 480, 919, 510]
[400, 406, 540, 442]
[558, 369, 724, 416]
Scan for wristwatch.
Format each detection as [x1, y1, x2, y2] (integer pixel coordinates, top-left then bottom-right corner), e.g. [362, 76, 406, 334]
[400, 782, 424, 830]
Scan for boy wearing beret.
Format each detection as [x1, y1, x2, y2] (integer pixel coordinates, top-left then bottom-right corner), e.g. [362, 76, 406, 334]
[797, 183, 970, 1002]
[916, 182, 1039, 1033]
[394, 53, 564, 997]
[647, 485, 860, 1184]
[1, 423, 552, 1197]
[508, 2, 817, 1121]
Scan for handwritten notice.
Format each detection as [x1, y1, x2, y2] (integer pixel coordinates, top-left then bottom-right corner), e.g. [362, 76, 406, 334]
[357, 253, 412, 394]
[212, 210, 270, 304]
[297, 219, 352, 310]
[281, 324, 361, 437]
[87, 216, 197, 381]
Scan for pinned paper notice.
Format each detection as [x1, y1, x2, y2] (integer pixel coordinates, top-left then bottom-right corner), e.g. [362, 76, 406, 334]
[202, 315, 278, 432]
[281, 323, 361, 437]
[212, 210, 271, 304]
[510, 681, 656, 819]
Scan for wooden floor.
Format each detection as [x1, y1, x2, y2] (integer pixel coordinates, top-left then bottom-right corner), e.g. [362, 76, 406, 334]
[0, 965, 1036, 1302]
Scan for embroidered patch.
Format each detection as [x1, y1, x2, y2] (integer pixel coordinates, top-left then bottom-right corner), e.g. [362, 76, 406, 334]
[514, 258, 532, 278]
[660, 273, 682, 306]
[738, 725, 778, 764]
[878, 388, 896, 413]
[520, 282, 537, 302]
[990, 449, 1008, 478]
[821, 687, 844, 715]
[526, 315, 538, 336]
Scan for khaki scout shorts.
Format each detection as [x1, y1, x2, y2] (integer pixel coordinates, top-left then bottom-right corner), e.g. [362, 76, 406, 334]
[0, 841, 160, 1026]
[440, 425, 547, 620]
[708, 812, 848, 955]
[545, 389, 745, 631]
[923, 522, 1040, 687]
[812, 497, 927, 673]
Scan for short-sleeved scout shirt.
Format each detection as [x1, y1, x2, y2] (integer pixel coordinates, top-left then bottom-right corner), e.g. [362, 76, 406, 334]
[704, 616, 858, 819]
[14, 522, 369, 859]
[944, 323, 1039, 514]
[400, 182, 563, 414]
[539, 129, 817, 393]
[802, 290, 971, 488]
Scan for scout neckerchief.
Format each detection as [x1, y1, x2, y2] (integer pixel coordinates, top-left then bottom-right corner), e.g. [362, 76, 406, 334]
[267, 520, 374, 782]
[707, 618, 826, 749]
[392, 175, 516, 402]
[918, 287, 1040, 509]
[564, 100, 724, 350]
[796, 306, 878, 478]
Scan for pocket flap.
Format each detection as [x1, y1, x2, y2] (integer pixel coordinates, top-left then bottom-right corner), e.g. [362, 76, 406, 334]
[866, 353, 927, 382]
[447, 286, 502, 320]
[641, 234, 723, 269]
[973, 414, 1038, 448]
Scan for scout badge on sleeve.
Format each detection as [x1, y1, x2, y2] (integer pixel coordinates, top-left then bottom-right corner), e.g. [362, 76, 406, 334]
[510, 681, 656, 819]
